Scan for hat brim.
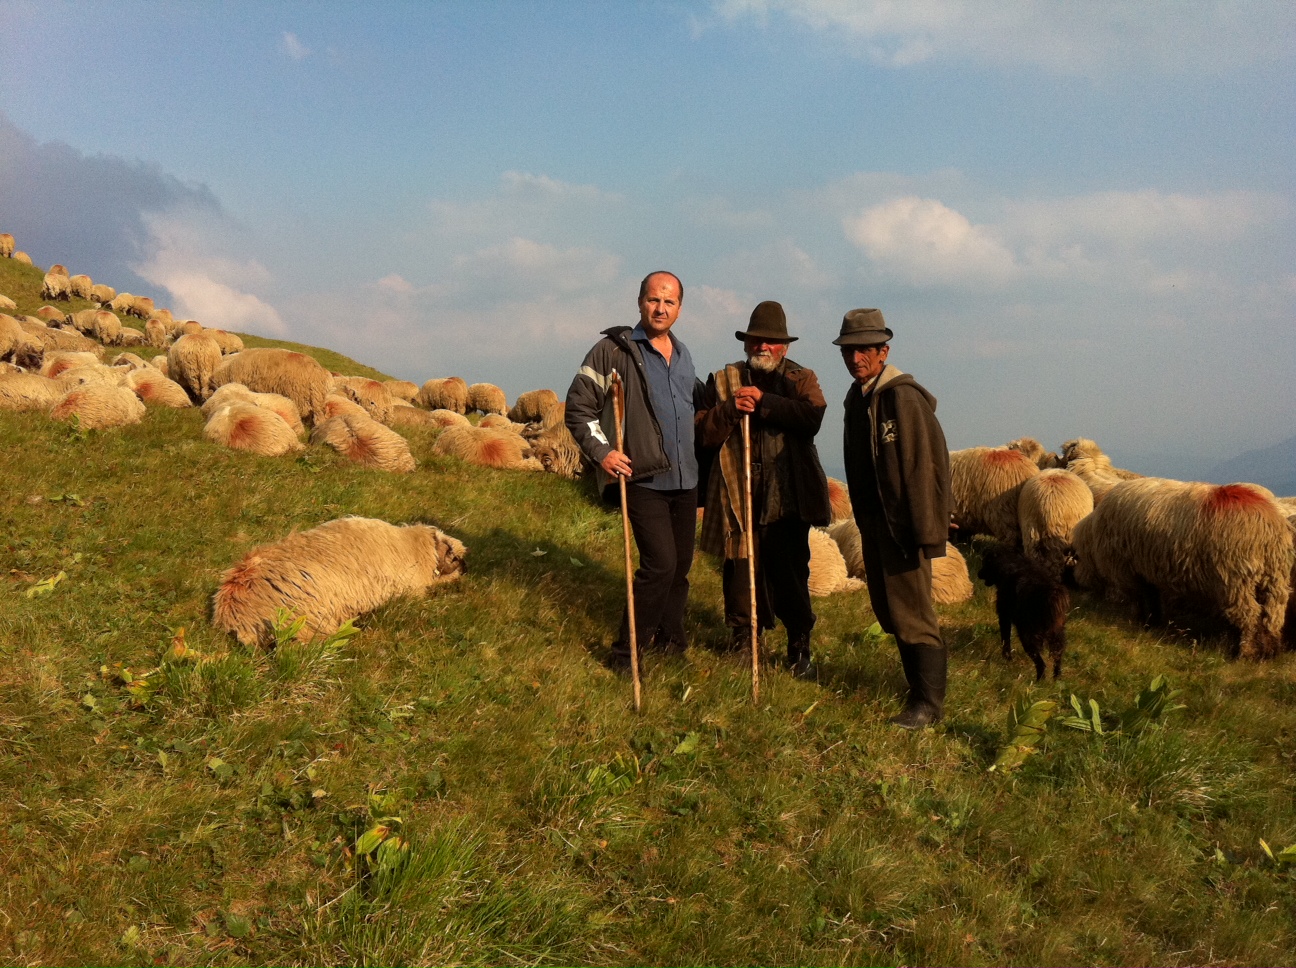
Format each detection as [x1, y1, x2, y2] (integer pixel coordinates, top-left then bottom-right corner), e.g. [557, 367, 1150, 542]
[736, 330, 797, 342]
[832, 329, 892, 346]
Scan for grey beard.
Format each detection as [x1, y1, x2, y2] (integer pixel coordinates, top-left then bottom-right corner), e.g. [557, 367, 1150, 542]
[748, 354, 778, 373]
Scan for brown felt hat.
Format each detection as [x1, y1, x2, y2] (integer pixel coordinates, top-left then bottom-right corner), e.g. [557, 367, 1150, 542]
[832, 308, 893, 346]
[735, 300, 797, 343]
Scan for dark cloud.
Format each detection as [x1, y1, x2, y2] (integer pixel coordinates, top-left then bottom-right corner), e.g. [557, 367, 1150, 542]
[0, 112, 220, 295]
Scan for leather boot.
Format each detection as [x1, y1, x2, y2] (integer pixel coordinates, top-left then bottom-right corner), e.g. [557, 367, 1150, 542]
[729, 626, 764, 654]
[889, 643, 946, 729]
[786, 628, 816, 681]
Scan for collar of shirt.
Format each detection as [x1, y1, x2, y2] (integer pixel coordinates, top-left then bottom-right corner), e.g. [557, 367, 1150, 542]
[630, 322, 676, 359]
[856, 372, 881, 396]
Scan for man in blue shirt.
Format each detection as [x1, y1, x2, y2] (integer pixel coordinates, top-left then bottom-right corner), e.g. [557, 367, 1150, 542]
[565, 271, 701, 673]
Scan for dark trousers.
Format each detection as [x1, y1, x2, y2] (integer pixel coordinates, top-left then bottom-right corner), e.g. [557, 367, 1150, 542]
[721, 517, 815, 637]
[856, 514, 943, 649]
[614, 484, 698, 659]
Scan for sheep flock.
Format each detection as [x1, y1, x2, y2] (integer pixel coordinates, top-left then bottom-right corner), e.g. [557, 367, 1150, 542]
[3, 228, 1294, 662]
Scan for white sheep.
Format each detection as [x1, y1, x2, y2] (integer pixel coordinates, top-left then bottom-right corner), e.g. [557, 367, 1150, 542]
[0, 372, 65, 412]
[827, 518, 972, 605]
[89, 284, 117, 305]
[168, 332, 224, 402]
[125, 367, 193, 408]
[949, 446, 1040, 544]
[68, 274, 93, 299]
[0, 233, 13, 258]
[808, 527, 864, 596]
[204, 401, 305, 457]
[203, 383, 305, 435]
[311, 411, 418, 473]
[431, 424, 541, 471]
[212, 348, 332, 425]
[332, 375, 396, 424]
[466, 381, 508, 416]
[1018, 468, 1094, 574]
[415, 376, 469, 413]
[49, 383, 146, 430]
[507, 388, 560, 425]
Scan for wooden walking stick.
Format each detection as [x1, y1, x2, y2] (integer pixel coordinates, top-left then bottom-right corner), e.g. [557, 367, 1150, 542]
[610, 370, 642, 713]
[742, 412, 760, 705]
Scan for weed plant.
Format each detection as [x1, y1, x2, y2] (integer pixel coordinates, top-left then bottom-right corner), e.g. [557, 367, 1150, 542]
[2, 253, 1295, 964]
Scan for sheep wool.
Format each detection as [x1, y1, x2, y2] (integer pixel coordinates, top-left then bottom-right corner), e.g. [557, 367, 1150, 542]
[41, 351, 103, 378]
[89, 284, 116, 305]
[68, 274, 93, 299]
[423, 408, 472, 428]
[827, 517, 971, 605]
[467, 382, 508, 416]
[212, 517, 468, 647]
[212, 348, 332, 425]
[203, 383, 305, 434]
[432, 424, 541, 471]
[383, 379, 420, 403]
[1072, 478, 1293, 660]
[40, 273, 71, 301]
[385, 403, 445, 429]
[0, 372, 65, 412]
[204, 401, 305, 457]
[507, 388, 560, 425]
[1061, 438, 1141, 480]
[479, 413, 527, 432]
[416, 376, 469, 414]
[0, 233, 13, 258]
[311, 412, 417, 473]
[109, 293, 138, 315]
[36, 305, 67, 323]
[13, 252, 32, 266]
[528, 424, 585, 479]
[1007, 437, 1062, 469]
[1018, 468, 1094, 574]
[826, 476, 852, 525]
[50, 383, 146, 430]
[206, 329, 244, 354]
[115, 327, 147, 348]
[321, 393, 371, 422]
[949, 446, 1040, 544]
[128, 295, 154, 320]
[808, 526, 864, 597]
[332, 375, 396, 424]
[144, 318, 170, 348]
[168, 332, 224, 402]
[126, 367, 193, 408]
[0, 294, 16, 312]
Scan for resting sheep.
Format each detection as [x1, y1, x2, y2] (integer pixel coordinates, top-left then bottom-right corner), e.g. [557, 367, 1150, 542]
[808, 527, 864, 596]
[0, 372, 65, 412]
[1, 313, 44, 368]
[203, 383, 304, 434]
[415, 376, 468, 414]
[423, 408, 472, 428]
[949, 446, 1039, 544]
[978, 542, 1070, 681]
[311, 411, 417, 473]
[1072, 479, 1293, 659]
[827, 476, 852, 525]
[827, 517, 972, 605]
[13, 252, 32, 266]
[466, 381, 508, 416]
[168, 332, 224, 402]
[212, 347, 332, 425]
[41, 351, 103, 378]
[385, 403, 445, 430]
[321, 393, 372, 422]
[211, 516, 468, 647]
[432, 424, 541, 471]
[527, 423, 585, 479]
[0, 294, 16, 312]
[1018, 468, 1094, 576]
[206, 329, 243, 354]
[383, 379, 420, 403]
[126, 367, 193, 408]
[204, 401, 305, 457]
[332, 375, 396, 424]
[49, 383, 146, 430]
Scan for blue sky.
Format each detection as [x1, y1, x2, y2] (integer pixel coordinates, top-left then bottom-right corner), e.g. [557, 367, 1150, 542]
[2, 1, 1292, 478]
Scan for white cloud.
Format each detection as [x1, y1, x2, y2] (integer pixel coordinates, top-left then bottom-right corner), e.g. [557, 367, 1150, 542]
[281, 31, 310, 61]
[844, 196, 1016, 286]
[712, 0, 1295, 75]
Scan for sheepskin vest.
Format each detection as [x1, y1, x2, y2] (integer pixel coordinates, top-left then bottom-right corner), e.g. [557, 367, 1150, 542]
[844, 364, 951, 559]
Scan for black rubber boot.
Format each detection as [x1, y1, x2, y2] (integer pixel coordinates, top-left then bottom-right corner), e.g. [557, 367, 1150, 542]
[730, 626, 765, 654]
[889, 643, 946, 729]
[786, 628, 817, 681]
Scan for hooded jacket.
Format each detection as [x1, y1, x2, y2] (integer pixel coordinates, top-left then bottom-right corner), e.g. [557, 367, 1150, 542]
[565, 325, 700, 484]
[843, 363, 950, 558]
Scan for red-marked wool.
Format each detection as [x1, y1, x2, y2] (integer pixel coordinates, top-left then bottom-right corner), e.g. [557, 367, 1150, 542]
[332, 375, 396, 424]
[1018, 468, 1094, 575]
[1072, 478, 1293, 659]
[949, 446, 1040, 544]
[203, 382, 305, 434]
[41, 351, 103, 378]
[432, 423, 541, 471]
[212, 517, 468, 647]
[49, 383, 146, 429]
[507, 388, 560, 425]
[126, 367, 193, 408]
[827, 518, 972, 604]
[212, 347, 332, 425]
[415, 376, 468, 413]
[204, 401, 305, 457]
[311, 411, 417, 473]
[826, 476, 852, 525]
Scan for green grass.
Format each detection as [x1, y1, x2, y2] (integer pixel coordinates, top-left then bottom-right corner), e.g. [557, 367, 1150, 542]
[3, 254, 1296, 965]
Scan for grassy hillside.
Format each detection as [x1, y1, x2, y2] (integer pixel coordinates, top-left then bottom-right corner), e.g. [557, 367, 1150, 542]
[3, 255, 1296, 965]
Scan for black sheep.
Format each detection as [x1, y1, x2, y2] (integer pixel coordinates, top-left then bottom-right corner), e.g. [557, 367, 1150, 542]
[978, 542, 1070, 681]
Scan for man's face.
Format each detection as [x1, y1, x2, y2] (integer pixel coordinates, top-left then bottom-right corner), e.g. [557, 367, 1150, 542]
[745, 337, 789, 373]
[840, 343, 889, 383]
[638, 274, 682, 338]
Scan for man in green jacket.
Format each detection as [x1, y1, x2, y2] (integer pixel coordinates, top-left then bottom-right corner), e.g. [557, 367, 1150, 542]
[836, 308, 952, 728]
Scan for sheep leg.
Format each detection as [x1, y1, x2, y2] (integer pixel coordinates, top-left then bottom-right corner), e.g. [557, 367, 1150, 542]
[995, 590, 1014, 660]
[1021, 626, 1046, 682]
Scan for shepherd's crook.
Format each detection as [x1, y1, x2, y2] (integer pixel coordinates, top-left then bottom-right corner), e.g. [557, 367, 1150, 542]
[610, 370, 642, 713]
[742, 412, 760, 704]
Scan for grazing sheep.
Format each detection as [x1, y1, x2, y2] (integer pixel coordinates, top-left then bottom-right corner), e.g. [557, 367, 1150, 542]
[204, 401, 305, 457]
[149, 308, 176, 328]
[383, 379, 420, 403]
[332, 375, 396, 424]
[1018, 468, 1094, 575]
[168, 332, 224, 402]
[1007, 436, 1063, 469]
[68, 309, 102, 334]
[949, 446, 1040, 544]
[416, 376, 469, 413]
[466, 381, 508, 416]
[89, 310, 121, 345]
[110, 293, 138, 315]
[89, 283, 117, 305]
[49, 383, 146, 429]
[826, 476, 852, 524]
[0, 233, 12, 258]
[68, 274, 93, 299]
[1072, 479, 1294, 659]
[144, 318, 170, 348]
[41, 273, 72, 301]
[212, 516, 468, 647]
[479, 413, 527, 432]
[13, 252, 32, 266]
[385, 403, 444, 429]
[115, 326, 147, 348]
[202, 383, 304, 434]
[0, 294, 16, 312]
[311, 412, 417, 473]
[1, 313, 43, 367]
[127, 295, 154, 320]
[978, 542, 1070, 681]
[507, 388, 560, 425]
[0, 372, 65, 411]
[36, 305, 67, 323]
[827, 518, 972, 605]
[179, 320, 203, 336]
[1060, 438, 1141, 480]
[48, 264, 68, 276]
[110, 352, 149, 370]
[432, 424, 541, 471]
[19, 316, 98, 356]
[321, 393, 371, 422]
[528, 423, 585, 479]
[212, 347, 332, 425]
[206, 329, 243, 354]
[126, 367, 193, 408]
[808, 526, 864, 596]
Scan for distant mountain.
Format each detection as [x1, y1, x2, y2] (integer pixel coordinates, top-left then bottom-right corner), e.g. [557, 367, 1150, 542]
[1206, 434, 1296, 496]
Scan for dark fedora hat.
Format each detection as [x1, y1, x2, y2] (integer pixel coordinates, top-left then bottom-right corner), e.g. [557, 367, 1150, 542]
[735, 300, 797, 343]
[832, 308, 893, 346]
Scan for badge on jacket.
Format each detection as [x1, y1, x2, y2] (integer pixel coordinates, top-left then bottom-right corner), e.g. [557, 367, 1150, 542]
[881, 419, 897, 444]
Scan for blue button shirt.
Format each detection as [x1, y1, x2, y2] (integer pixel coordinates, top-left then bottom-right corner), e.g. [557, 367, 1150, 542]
[632, 323, 698, 491]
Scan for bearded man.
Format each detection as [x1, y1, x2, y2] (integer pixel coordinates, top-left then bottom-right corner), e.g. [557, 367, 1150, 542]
[696, 301, 831, 679]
